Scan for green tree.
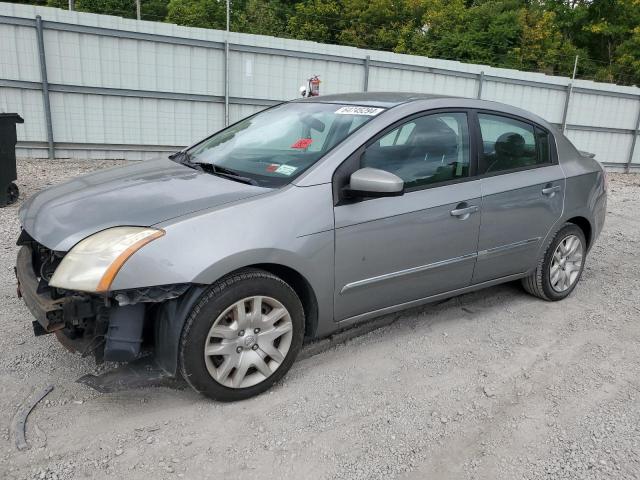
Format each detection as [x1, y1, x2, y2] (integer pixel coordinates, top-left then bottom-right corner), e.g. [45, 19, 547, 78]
[614, 24, 640, 85]
[546, 0, 640, 83]
[400, 0, 522, 64]
[12, 0, 48, 5]
[46, 0, 68, 8]
[75, 0, 137, 18]
[166, 0, 226, 29]
[142, 0, 170, 21]
[234, 0, 289, 36]
[46, 0, 168, 19]
[337, 0, 425, 51]
[286, 0, 344, 43]
[506, 7, 583, 76]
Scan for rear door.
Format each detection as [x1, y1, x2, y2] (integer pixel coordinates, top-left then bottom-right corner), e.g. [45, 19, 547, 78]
[472, 112, 565, 284]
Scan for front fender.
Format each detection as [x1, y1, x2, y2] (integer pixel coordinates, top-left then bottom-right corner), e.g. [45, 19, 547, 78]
[111, 185, 334, 289]
[112, 184, 336, 359]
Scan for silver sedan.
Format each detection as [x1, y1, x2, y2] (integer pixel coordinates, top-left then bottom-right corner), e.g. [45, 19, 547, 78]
[16, 93, 607, 401]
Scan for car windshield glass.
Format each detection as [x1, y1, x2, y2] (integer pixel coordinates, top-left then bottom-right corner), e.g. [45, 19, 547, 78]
[188, 103, 384, 187]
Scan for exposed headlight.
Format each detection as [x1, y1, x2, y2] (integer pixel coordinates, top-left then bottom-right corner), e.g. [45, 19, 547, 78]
[49, 227, 165, 293]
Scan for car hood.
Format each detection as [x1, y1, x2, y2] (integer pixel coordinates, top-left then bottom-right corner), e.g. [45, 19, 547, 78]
[19, 158, 271, 251]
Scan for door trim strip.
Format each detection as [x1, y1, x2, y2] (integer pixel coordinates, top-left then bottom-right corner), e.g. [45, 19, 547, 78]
[477, 237, 540, 259]
[340, 252, 478, 294]
[336, 272, 528, 326]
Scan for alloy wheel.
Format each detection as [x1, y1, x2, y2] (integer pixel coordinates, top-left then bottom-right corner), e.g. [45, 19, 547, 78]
[550, 234, 583, 292]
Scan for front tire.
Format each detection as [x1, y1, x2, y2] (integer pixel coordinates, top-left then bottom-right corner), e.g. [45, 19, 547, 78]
[179, 269, 304, 401]
[522, 223, 586, 301]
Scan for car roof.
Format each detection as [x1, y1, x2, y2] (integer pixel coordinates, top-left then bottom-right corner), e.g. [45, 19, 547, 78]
[293, 92, 558, 133]
[294, 92, 453, 108]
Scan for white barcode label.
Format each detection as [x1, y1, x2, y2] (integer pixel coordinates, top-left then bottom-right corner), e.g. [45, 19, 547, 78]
[335, 106, 385, 116]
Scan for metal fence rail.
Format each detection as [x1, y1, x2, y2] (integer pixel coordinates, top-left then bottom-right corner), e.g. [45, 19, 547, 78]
[0, 3, 639, 170]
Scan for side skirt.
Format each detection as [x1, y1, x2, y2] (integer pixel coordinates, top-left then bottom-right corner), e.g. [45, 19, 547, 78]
[335, 272, 529, 330]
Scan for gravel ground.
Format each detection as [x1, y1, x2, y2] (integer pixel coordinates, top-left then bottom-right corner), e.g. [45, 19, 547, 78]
[1, 159, 639, 480]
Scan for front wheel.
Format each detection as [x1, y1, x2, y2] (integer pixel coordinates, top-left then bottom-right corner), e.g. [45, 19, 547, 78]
[179, 269, 304, 401]
[522, 223, 586, 301]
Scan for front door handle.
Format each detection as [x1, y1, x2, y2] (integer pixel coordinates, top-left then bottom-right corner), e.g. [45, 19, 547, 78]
[542, 185, 561, 196]
[450, 204, 479, 219]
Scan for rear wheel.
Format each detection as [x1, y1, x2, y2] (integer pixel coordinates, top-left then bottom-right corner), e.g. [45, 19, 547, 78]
[522, 223, 586, 301]
[179, 269, 304, 401]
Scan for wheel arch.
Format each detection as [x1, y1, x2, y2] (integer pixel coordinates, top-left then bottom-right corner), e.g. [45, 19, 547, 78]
[153, 262, 320, 377]
[565, 216, 592, 249]
[246, 263, 319, 340]
[191, 249, 325, 340]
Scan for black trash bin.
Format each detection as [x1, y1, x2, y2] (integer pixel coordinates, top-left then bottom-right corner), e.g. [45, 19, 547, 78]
[0, 113, 24, 207]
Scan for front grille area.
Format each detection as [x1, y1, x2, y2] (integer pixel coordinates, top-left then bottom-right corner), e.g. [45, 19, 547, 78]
[17, 229, 106, 358]
[17, 229, 66, 292]
[32, 242, 64, 285]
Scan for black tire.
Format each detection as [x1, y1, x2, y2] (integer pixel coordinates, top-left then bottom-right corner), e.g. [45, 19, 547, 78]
[179, 268, 304, 401]
[7, 182, 19, 205]
[522, 223, 586, 301]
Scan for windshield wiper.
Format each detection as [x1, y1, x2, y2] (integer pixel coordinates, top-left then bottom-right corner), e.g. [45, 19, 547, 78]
[171, 150, 203, 170]
[171, 151, 258, 186]
[207, 164, 259, 186]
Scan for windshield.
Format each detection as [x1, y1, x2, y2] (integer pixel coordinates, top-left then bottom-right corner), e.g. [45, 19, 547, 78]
[187, 103, 385, 187]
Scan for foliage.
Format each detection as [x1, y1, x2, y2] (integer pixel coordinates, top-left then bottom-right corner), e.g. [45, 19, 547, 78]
[286, 0, 343, 43]
[46, 0, 68, 8]
[166, 0, 226, 29]
[235, 0, 289, 36]
[20, 0, 640, 85]
[338, 0, 426, 51]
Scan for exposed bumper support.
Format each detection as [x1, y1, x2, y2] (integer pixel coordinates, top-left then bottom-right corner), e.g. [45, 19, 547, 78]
[15, 246, 64, 333]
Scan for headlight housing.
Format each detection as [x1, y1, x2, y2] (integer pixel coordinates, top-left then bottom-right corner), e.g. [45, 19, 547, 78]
[49, 227, 165, 293]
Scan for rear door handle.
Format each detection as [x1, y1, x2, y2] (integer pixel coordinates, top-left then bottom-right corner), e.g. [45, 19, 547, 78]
[450, 205, 479, 218]
[542, 185, 561, 196]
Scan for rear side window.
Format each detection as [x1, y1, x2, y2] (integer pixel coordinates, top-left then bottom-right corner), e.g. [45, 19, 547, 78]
[478, 114, 550, 174]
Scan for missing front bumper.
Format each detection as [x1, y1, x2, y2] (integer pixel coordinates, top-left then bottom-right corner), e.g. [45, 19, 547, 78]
[16, 242, 204, 372]
[15, 246, 65, 334]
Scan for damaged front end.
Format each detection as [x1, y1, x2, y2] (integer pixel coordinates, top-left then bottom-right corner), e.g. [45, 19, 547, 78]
[15, 230, 199, 368]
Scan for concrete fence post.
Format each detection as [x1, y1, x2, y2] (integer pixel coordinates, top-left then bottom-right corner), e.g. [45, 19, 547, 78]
[35, 15, 55, 160]
[224, 40, 229, 127]
[626, 98, 640, 173]
[476, 71, 484, 99]
[363, 55, 370, 92]
[562, 82, 573, 133]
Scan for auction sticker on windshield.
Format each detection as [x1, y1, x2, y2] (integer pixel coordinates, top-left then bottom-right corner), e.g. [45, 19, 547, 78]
[335, 106, 385, 116]
[291, 138, 313, 149]
[275, 164, 297, 176]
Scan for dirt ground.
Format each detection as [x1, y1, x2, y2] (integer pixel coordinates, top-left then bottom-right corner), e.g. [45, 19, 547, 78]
[1, 159, 639, 480]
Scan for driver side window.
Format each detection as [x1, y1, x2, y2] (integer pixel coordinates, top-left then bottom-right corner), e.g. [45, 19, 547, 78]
[361, 112, 470, 190]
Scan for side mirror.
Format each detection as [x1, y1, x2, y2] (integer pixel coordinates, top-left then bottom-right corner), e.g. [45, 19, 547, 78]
[344, 168, 404, 199]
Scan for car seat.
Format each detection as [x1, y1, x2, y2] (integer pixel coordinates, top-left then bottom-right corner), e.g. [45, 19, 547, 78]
[486, 132, 526, 172]
[400, 118, 463, 183]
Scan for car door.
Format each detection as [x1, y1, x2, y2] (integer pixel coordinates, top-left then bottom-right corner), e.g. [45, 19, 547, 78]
[332, 111, 482, 322]
[472, 111, 565, 284]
